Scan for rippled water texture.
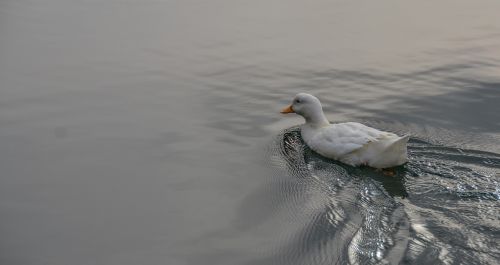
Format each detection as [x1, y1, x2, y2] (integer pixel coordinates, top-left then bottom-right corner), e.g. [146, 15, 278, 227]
[1, 0, 499, 264]
[263, 128, 499, 264]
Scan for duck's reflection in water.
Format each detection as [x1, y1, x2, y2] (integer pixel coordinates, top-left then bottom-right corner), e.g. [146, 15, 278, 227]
[253, 128, 410, 265]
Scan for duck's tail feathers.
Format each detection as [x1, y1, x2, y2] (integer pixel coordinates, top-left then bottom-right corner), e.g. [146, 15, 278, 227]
[385, 135, 410, 152]
[395, 135, 410, 144]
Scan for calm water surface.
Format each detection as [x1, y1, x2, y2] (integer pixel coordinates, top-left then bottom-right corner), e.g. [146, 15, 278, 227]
[1, 1, 499, 264]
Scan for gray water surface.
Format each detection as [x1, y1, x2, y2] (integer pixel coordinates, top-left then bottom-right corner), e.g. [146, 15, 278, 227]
[1, 1, 499, 264]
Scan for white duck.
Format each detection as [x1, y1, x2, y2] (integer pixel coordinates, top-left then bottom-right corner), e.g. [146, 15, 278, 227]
[281, 93, 409, 169]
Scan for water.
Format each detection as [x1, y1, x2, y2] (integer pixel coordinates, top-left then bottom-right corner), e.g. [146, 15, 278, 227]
[0, 0, 499, 264]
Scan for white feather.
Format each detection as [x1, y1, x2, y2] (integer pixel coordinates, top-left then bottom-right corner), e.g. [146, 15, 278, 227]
[283, 93, 409, 169]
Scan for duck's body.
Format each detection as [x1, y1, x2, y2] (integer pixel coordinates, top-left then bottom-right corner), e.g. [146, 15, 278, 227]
[281, 93, 408, 169]
[301, 121, 409, 168]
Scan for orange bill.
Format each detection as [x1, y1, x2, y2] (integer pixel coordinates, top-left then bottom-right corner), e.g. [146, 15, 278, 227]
[280, 105, 294, 114]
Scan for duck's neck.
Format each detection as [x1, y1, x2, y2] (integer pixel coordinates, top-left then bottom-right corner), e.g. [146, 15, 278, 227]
[303, 110, 329, 127]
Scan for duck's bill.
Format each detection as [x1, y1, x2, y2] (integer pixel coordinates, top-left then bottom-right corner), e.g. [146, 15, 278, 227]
[280, 105, 294, 114]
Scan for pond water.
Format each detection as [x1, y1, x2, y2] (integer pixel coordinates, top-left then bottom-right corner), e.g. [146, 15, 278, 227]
[0, 0, 499, 264]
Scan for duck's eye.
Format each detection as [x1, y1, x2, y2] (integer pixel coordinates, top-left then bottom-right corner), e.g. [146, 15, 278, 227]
[295, 99, 301, 103]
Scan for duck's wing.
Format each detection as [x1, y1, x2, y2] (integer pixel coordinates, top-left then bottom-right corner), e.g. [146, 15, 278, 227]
[308, 122, 397, 159]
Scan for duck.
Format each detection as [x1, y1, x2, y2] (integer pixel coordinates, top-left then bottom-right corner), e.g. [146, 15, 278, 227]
[280, 93, 409, 169]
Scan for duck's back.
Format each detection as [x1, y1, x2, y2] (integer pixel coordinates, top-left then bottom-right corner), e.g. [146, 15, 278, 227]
[301, 122, 407, 168]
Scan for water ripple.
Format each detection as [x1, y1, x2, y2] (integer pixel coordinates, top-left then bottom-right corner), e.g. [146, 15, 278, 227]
[264, 126, 500, 264]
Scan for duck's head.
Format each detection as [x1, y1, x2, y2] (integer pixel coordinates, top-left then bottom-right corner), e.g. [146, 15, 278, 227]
[281, 93, 329, 126]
